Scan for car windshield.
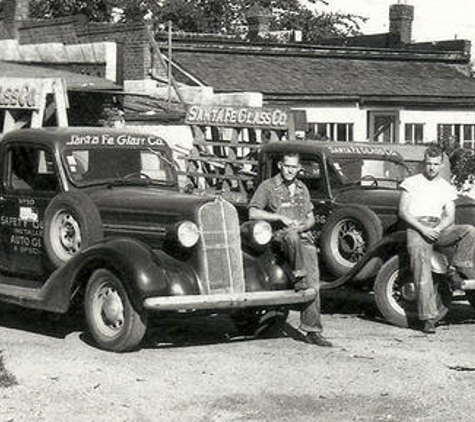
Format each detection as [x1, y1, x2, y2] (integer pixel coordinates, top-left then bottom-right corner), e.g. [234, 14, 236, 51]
[63, 147, 177, 187]
[330, 157, 410, 187]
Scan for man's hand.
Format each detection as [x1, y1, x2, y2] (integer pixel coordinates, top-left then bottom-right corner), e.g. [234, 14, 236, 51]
[279, 215, 299, 229]
[421, 226, 441, 242]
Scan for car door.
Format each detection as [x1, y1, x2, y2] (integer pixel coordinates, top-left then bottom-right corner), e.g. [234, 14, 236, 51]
[0, 143, 60, 279]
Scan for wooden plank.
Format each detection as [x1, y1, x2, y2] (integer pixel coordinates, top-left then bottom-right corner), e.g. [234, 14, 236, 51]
[181, 156, 258, 165]
[53, 79, 69, 127]
[192, 141, 261, 149]
[177, 171, 254, 181]
[3, 110, 16, 132]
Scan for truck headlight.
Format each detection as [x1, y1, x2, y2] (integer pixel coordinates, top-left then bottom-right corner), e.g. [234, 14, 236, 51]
[177, 221, 200, 248]
[251, 221, 273, 246]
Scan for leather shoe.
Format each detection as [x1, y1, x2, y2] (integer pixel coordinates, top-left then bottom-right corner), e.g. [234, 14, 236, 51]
[305, 332, 333, 347]
[422, 319, 436, 334]
[293, 280, 309, 292]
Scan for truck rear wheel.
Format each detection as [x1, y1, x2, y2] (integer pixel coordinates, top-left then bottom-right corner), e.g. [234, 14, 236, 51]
[85, 269, 147, 352]
[44, 192, 103, 268]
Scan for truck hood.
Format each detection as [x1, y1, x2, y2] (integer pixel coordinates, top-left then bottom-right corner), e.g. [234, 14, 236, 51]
[88, 186, 213, 225]
[334, 186, 401, 215]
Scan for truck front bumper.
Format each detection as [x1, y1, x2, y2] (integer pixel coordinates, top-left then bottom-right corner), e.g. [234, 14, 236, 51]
[143, 288, 316, 311]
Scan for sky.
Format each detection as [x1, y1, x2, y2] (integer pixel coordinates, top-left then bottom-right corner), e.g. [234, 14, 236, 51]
[310, 0, 475, 57]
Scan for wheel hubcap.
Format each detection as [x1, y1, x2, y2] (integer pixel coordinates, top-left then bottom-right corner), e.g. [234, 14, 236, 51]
[334, 219, 366, 264]
[54, 211, 82, 256]
[98, 286, 124, 330]
[401, 283, 417, 302]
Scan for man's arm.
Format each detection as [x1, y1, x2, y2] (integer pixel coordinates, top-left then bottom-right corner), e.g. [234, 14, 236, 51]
[249, 207, 297, 228]
[399, 190, 441, 242]
[438, 200, 455, 231]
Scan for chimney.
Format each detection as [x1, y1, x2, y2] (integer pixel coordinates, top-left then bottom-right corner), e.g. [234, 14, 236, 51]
[246, 4, 271, 41]
[389, 2, 414, 45]
[1, 0, 30, 39]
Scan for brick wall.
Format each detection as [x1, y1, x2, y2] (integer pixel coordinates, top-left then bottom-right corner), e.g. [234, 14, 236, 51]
[389, 4, 414, 45]
[17, 17, 151, 80]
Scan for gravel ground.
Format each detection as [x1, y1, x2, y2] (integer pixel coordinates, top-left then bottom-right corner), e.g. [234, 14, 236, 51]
[1, 299, 475, 422]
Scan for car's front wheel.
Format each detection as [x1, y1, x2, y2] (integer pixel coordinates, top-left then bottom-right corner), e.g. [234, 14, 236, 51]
[85, 269, 147, 352]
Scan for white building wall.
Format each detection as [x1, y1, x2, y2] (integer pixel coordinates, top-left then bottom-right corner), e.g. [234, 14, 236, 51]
[399, 109, 475, 144]
[294, 104, 475, 145]
[294, 104, 367, 140]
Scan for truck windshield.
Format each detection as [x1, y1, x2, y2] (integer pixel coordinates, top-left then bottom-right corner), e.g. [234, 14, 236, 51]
[330, 157, 409, 187]
[63, 147, 177, 187]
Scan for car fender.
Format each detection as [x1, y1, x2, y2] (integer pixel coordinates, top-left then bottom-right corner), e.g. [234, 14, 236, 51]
[321, 231, 407, 290]
[243, 250, 291, 292]
[38, 237, 200, 313]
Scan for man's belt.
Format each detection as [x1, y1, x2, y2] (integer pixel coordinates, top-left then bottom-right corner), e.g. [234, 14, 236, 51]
[417, 216, 440, 225]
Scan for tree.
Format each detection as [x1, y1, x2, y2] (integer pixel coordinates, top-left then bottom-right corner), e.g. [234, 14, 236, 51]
[30, 0, 366, 42]
[30, 0, 111, 21]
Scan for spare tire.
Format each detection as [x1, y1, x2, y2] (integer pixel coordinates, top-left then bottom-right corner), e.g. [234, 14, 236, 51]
[320, 205, 383, 280]
[44, 192, 103, 268]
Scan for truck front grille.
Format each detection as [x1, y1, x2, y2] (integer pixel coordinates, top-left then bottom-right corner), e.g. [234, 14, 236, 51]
[197, 198, 245, 294]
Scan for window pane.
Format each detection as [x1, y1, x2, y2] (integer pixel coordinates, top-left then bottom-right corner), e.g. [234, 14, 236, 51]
[404, 124, 412, 142]
[414, 124, 423, 143]
[336, 124, 347, 142]
[463, 125, 474, 141]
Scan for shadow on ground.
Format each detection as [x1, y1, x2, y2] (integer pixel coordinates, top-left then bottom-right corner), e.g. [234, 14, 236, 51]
[2, 293, 475, 350]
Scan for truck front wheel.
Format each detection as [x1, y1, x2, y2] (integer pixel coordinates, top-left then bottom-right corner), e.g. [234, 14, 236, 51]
[85, 269, 147, 352]
[374, 255, 450, 328]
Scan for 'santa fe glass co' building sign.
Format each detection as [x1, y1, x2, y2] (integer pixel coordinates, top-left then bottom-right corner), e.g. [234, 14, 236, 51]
[0, 79, 42, 110]
[185, 105, 289, 130]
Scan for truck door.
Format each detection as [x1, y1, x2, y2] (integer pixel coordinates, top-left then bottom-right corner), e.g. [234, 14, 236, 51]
[0, 144, 60, 279]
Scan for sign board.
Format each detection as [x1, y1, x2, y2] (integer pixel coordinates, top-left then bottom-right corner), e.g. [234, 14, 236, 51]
[185, 105, 289, 130]
[0, 77, 68, 133]
[0, 78, 44, 110]
[327, 145, 400, 157]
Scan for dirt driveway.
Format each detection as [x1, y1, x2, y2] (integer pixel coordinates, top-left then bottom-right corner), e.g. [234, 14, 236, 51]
[1, 297, 475, 422]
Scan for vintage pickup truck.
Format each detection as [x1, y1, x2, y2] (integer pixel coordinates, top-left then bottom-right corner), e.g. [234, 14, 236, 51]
[0, 127, 315, 352]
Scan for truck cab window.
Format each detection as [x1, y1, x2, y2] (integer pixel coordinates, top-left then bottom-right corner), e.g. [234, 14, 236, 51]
[7, 145, 58, 192]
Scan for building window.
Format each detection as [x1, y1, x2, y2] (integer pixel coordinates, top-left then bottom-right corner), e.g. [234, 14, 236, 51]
[309, 123, 354, 142]
[437, 124, 475, 149]
[368, 111, 399, 143]
[404, 123, 424, 144]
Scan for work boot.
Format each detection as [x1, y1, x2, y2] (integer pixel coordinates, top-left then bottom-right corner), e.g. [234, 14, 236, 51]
[293, 279, 309, 292]
[305, 332, 333, 347]
[292, 270, 308, 292]
[422, 319, 436, 334]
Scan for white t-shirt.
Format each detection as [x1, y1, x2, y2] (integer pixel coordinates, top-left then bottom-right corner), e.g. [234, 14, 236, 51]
[400, 173, 458, 218]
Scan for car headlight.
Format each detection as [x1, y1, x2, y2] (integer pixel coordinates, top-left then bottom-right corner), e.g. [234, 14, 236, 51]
[251, 221, 272, 246]
[177, 221, 200, 248]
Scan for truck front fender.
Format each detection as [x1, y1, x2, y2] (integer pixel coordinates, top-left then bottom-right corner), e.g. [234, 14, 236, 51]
[39, 237, 199, 313]
[321, 231, 407, 290]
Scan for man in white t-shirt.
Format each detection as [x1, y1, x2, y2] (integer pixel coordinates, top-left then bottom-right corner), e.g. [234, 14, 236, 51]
[399, 144, 475, 334]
